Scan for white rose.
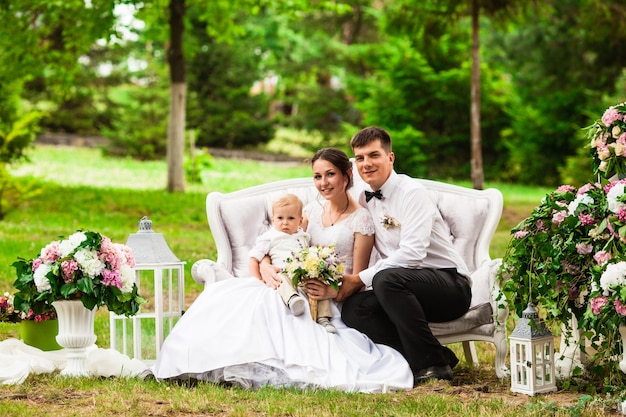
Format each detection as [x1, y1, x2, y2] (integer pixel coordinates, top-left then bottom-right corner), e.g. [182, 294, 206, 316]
[613, 125, 622, 137]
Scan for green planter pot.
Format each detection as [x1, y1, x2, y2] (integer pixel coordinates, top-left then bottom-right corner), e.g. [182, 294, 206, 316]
[20, 319, 63, 351]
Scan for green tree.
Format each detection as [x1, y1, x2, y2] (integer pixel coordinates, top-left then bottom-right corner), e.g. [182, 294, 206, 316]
[382, 0, 527, 189]
[492, 0, 626, 185]
[186, 16, 274, 149]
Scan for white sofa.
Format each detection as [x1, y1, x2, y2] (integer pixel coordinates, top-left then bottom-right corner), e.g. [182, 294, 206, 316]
[191, 176, 509, 378]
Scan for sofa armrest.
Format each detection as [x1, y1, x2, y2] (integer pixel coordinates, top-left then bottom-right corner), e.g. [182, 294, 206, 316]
[191, 259, 234, 287]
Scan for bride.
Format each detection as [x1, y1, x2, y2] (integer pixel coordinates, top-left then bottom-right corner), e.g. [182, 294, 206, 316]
[151, 148, 413, 392]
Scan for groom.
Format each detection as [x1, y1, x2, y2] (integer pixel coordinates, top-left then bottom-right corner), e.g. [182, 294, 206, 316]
[336, 126, 472, 384]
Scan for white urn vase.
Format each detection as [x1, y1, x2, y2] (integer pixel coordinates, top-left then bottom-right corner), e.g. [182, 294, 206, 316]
[53, 300, 97, 377]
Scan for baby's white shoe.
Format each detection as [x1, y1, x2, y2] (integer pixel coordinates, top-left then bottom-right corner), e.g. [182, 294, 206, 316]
[317, 317, 337, 334]
[288, 295, 306, 316]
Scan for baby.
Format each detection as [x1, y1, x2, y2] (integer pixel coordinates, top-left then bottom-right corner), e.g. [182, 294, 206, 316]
[249, 193, 336, 333]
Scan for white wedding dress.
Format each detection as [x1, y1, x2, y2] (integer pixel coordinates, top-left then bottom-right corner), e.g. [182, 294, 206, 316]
[151, 203, 413, 392]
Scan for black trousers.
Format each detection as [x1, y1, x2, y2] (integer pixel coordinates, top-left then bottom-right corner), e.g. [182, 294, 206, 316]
[341, 267, 471, 373]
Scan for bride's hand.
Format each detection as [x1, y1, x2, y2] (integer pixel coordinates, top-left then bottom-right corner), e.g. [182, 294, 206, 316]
[259, 260, 282, 289]
[304, 280, 337, 300]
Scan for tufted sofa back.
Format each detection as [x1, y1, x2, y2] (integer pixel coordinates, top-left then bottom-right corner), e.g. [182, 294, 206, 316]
[206, 176, 503, 281]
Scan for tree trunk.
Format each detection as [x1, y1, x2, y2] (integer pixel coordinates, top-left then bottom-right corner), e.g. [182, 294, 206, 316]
[470, 0, 484, 190]
[167, 0, 186, 193]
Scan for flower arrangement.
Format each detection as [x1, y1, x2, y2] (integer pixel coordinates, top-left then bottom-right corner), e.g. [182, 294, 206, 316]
[284, 244, 344, 291]
[0, 291, 57, 322]
[498, 179, 626, 380]
[12, 231, 146, 317]
[0, 292, 20, 323]
[588, 101, 626, 180]
[380, 213, 400, 229]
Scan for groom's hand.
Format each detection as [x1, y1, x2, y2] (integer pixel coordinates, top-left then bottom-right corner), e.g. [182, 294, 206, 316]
[334, 274, 364, 303]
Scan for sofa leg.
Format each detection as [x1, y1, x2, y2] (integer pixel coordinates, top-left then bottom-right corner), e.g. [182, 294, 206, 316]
[494, 329, 509, 378]
[462, 341, 479, 368]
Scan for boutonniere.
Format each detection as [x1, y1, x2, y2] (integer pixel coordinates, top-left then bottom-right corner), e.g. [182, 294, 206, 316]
[380, 214, 400, 229]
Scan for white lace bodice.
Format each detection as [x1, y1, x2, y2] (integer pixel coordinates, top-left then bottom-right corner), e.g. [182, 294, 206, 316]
[304, 202, 375, 274]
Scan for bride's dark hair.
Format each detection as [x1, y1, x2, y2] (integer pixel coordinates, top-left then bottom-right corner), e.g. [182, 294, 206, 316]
[311, 148, 353, 190]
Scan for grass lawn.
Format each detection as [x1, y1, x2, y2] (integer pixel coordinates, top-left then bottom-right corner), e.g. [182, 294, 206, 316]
[0, 145, 618, 416]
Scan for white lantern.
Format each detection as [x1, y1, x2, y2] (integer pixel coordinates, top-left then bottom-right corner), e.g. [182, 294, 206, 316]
[509, 303, 557, 395]
[110, 217, 185, 364]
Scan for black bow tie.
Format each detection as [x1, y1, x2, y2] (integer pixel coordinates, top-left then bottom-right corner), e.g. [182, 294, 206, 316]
[365, 189, 383, 202]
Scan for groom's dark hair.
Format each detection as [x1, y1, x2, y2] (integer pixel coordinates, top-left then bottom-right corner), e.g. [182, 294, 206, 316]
[350, 126, 392, 153]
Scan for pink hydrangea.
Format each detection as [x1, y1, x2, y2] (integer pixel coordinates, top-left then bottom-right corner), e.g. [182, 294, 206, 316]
[31, 258, 42, 272]
[579, 213, 596, 225]
[591, 296, 609, 314]
[537, 219, 546, 232]
[594, 251, 612, 265]
[514, 230, 528, 239]
[117, 244, 136, 268]
[577, 183, 594, 195]
[99, 237, 123, 270]
[576, 243, 593, 255]
[101, 268, 122, 289]
[614, 299, 626, 316]
[61, 259, 79, 282]
[40, 241, 61, 263]
[552, 210, 568, 226]
[556, 185, 576, 193]
[602, 107, 622, 127]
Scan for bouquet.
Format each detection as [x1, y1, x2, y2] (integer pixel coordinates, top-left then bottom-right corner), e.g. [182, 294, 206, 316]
[588, 101, 626, 180]
[13, 230, 146, 317]
[283, 244, 344, 320]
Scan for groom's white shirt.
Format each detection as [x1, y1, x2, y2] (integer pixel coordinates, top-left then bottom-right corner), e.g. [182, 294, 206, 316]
[355, 170, 470, 288]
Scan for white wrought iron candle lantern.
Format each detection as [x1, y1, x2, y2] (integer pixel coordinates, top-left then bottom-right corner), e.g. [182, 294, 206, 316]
[509, 303, 557, 395]
[110, 217, 185, 364]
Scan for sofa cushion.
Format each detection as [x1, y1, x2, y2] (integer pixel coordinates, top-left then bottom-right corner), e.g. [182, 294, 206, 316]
[429, 302, 493, 336]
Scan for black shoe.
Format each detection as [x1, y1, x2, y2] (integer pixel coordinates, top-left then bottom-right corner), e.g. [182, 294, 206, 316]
[442, 346, 460, 369]
[413, 365, 453, 385]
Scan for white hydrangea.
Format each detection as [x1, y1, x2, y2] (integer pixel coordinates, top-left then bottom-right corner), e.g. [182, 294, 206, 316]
[600, 261, 626, 296]
[607, 183, 626, 214]
[119, 264, 135, 293]
[568, 194, 594, 216]
[59, 231, 87, 257]
[74, 248, 105, 278]
[33, 263, 52, 292]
